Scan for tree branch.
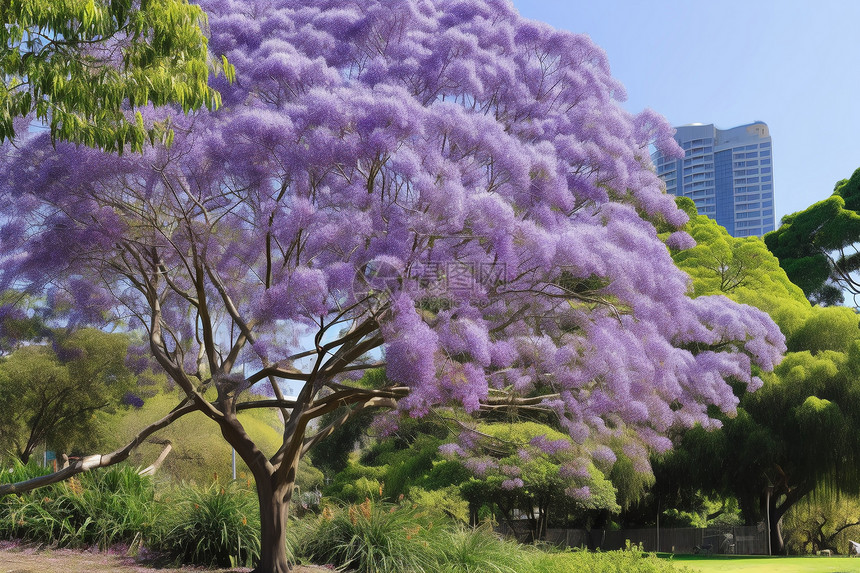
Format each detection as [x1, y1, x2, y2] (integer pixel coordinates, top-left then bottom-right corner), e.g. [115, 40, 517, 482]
[0, 401, 198, 496]
[302, 396, 398, 455]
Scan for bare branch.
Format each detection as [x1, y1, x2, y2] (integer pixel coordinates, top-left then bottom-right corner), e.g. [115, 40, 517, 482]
[0, 401, 198, 496]
[302, 396, 398, 455]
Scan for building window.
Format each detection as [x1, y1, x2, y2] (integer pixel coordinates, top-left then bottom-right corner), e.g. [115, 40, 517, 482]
[737, 211, 760, 219]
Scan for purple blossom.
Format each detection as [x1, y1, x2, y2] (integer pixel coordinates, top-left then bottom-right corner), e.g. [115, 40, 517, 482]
[591, 446, 617, 466]
[438, 443, 465, 457]
[566, 486, 591, 501]
[499, 465, 522, 477]
[464, 457, 498, 477]
[666, 231, 697, 251]
[122, 392, 144, 409]
[370, 412, 401, 437]
[530, 434, 573, 454]
[501, 478, 524, 491]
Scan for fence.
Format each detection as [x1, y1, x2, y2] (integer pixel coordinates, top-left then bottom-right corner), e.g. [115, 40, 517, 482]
[498, 522, 769, 555]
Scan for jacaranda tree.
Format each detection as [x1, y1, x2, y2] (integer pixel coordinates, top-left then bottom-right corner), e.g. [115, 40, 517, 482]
[0, 1, 784, 571]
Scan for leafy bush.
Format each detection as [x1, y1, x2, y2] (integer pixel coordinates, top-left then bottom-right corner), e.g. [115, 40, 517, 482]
[408, 486, 468, 523]
[323, 462, 387, 503]
[153, 480, 260, 567]
[525, 546, 693, 573]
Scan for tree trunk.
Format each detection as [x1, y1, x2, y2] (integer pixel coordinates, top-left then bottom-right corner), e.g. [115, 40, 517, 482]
[237, 424, 302, 573]
[768, 483, 813, 555]
[254, 477, 292, 573]
[771, 514, 785, 555]
[536, 500, 548, 542]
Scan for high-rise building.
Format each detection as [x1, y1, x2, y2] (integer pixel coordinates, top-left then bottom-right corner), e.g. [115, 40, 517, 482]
[652, 121, 775, 237]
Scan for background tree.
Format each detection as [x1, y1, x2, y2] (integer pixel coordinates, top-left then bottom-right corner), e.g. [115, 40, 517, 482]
[783, 490, 860, 555]
[0, 2, 784, 571]
[0, 0, 233, 151]
[661, 199, 860, 553]
[765, 167, 860, 306]
[0, 329, 135, 463]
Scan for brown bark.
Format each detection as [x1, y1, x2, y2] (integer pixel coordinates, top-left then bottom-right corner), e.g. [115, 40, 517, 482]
[254, 477, 293, 573]
[768, 482, 814, 554]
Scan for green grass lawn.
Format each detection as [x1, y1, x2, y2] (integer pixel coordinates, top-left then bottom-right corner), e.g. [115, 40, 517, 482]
[671, 555, 860, 573]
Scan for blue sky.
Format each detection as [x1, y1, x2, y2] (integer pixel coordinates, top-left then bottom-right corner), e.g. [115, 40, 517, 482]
[511, 0, 860, 222]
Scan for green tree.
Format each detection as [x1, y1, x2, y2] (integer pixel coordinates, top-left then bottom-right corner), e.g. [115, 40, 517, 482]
[662, 199, 860, 553]
[0, 329, 135, 462]
[0, 0, 233, 152]
[764, 167, 860, 305]
[671, 197, 810, 329]
[784, 490, 860, 554]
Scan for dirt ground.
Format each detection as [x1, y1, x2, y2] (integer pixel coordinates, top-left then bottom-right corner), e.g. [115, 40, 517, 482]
[0, 543, 335, 573]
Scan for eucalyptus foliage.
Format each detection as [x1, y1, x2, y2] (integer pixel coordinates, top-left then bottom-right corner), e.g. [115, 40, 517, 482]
[0, 329, 136, 463]
[0, 0, 234, 151]
[765, 167, 860, 305]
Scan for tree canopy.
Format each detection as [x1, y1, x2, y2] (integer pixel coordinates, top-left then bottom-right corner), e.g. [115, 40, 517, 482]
[0, 2, 785, 571]
[765, 167, 860, 306]
[662, 201, 860, 553]
[0, 329, 135, 463]
[0, 0, 233, 152]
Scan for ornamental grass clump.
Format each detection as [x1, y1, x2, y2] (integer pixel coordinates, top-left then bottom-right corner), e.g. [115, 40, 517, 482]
[154, 479, 260, 568]
[291, 498, 441, 573]
[0, 461, 156, 549]
[430, 524, 521, 573]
